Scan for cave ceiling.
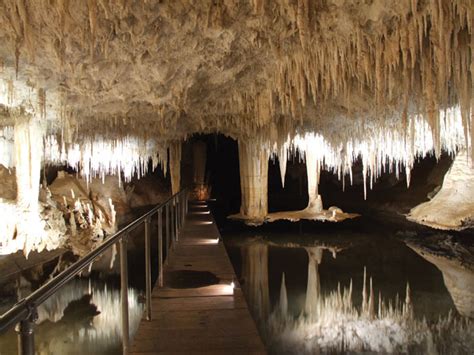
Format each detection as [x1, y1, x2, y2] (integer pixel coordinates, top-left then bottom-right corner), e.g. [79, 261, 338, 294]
[0, 0, 471, 146]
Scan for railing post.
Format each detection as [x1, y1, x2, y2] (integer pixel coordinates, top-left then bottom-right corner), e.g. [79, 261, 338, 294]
[175, 196, 179, 242]
[185, 192, 188, 214]
[179, 193, 182, 228]
[158, 208, 163, 287]
[181, 192, 186, 227]
[166, 203, 170, 255]
[120, 236, 130, 354]
[16, 307, 37, 355]
[144, 217, 152, 321]
[177, 196, 180, 239]
[170, 199, 175, 247]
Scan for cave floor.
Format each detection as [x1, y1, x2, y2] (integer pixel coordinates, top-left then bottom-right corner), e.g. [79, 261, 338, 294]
[130, 201, 265, 354]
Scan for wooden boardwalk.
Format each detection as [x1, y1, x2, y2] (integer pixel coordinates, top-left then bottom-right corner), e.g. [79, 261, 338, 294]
[131, 201, 266, 354]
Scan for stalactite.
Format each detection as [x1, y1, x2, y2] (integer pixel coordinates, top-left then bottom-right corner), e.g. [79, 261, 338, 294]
[38, 88, 46, 119]
[14, 115, 44, 257]
[43, 135, 165, 184]
[0, 0, 471, 234]
[87, 0, 97, 57]
[278, 146, 288, 188]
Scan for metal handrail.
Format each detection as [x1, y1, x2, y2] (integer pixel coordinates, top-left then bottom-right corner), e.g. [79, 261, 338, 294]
[0, 188, 189, 354]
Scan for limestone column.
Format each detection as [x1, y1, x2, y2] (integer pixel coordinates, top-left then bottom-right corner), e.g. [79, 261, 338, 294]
[14, 115, 44, 256]
[192, 140, 207, 200]
[169, 140, 182, 195]
[305, 149, 323, 213]
[238, 139, 269, 222]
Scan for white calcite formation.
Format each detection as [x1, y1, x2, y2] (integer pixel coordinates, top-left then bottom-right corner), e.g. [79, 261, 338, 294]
[0, 0, 472, 249]
[267, 137, 359, 223]
[169, 140, 182, 195]
[231, 138, 270, 224]
[408, 150, 474, 230]
[47, 172, 130, 257]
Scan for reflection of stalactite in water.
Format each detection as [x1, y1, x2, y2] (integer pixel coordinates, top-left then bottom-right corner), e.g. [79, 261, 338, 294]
[304, 247, 322, 317]
[267, 264, 472, 354]
[32, 278, 143, 354]
[241, 242, 270, 322]
[279, 273, 288, 318]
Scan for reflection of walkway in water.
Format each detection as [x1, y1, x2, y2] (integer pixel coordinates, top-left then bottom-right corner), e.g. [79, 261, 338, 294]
[240, 241, 474, 353]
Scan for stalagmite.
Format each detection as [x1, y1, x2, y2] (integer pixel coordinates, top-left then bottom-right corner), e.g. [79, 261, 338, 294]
[169, 140, 182, 195]
[407, 150, 474, 230]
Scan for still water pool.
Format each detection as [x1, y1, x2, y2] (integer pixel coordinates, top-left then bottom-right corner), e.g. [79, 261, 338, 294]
[223, 227, 474, 354]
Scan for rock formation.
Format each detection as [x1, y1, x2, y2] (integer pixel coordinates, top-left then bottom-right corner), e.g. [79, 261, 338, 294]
[0, 0, 472, 250]
[408, 150, 474, 230]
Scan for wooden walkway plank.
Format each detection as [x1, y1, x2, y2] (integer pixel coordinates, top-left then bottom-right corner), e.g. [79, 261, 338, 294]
[130, 201, 266, 354]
